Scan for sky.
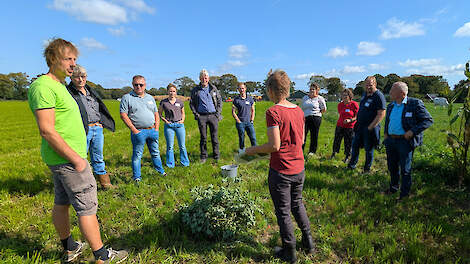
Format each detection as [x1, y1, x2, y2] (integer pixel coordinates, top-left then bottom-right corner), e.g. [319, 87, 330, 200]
[1, 0, 470, 91]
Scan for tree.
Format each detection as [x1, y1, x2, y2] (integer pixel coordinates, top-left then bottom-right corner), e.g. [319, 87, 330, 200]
[453, 79, 470, 103]
[326, 77, 344, 95]
[374, 74, 386, 91]
[290, 81, 296, 95]
[384, 74, 401, 94]
[210, 74, 238, 98]
[308, 75, 327, 91]
[354, 80, 365, 96]
[8, 72, 29, 100]
[401, 77, 419, 96]
[173, 76, 196, 97]
[244, 81, 262, 93]
[0, 74, 14, 99]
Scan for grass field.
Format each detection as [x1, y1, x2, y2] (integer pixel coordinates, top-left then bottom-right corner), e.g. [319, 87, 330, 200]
[0, 99, 469, 263]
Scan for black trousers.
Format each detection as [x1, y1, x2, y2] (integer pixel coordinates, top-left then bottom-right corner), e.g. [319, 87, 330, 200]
[268, 168, 311, 248]
[197, 114, 219, 159]
[303, 115, 322, 154]
[332, 126, 354, 157]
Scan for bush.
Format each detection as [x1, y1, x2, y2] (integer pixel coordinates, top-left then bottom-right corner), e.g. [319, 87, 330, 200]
[180, 184, 261, 240]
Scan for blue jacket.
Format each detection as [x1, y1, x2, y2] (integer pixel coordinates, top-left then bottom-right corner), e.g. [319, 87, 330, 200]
[189, 82, 222, 120]
[384, 97, 433, 149]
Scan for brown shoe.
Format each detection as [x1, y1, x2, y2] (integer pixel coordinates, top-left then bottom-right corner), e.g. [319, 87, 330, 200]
[98, 173, 114, 189]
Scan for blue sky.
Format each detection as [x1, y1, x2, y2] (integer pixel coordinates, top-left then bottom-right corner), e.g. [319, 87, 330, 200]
[1, 0, 470, 91]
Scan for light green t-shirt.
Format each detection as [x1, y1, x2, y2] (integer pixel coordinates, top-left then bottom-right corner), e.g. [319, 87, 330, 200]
[28, 75, 87, 165]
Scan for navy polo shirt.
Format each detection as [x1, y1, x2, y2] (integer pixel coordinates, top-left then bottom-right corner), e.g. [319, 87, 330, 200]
[233, 95, 254, 122]
[356, 90, 386, 128]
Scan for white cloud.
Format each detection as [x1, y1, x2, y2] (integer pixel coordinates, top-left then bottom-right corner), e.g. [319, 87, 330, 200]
[356, 41, 385, 56]
[107, 26, 126, 36]
[369, 63, 386, 70]
[343, 65, 366, 74]
[326, 46, 348, 58]
[454, 22, 470, 37]
[80, 37, 107, 50]
[399, 58, 440, 67]
[406, 64, 465, 76]
[294, 73, 316, 80]
[49, 0, 154, 25]
[116, 0, 155, 14]
[228, 44, 248, 58]
[379, 18, 425, 39]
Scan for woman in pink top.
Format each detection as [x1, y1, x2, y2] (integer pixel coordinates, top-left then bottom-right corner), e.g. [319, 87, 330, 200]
[246, 70, 314, 263]
[331, 88, 358, 162]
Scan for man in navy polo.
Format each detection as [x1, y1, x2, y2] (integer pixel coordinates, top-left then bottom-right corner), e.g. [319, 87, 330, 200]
[120, 75, 165, 183]
[383, 82, 433, 200]
[189, 69, 222, 163]
[347, 76, 386, 173]
[232, 82, 257, 153]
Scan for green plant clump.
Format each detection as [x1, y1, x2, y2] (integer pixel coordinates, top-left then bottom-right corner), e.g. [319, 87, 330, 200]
[180, 184, 261, 240]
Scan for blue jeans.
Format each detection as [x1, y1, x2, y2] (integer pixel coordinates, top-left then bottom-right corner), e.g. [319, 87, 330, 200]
[130, 128, 165, 180]
[164, 123, 190, 167]
[235, 122, 257, 150]
[384, 137, 413, 197]
[86, 125, 106, 175]
[348, 126, 375, 171]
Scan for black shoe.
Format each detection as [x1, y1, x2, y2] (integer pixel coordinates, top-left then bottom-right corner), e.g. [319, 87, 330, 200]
[343, 156, 349, 163]
[398, 193, 409, 201]
[329, 153, 336, 160]
[362, 168, 371, 174]
[274, 246, 297, 263]
[301, 232, 315, 254]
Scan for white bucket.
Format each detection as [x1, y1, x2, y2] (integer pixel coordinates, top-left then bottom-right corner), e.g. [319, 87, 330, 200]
[221, 164, 238, 179]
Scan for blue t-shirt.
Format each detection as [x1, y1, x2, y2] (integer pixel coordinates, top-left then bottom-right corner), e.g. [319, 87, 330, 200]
[356, 90, 386, 128]
[120, 91, 157, 128]
[233, 95, 254, 122]
[197, 86, 216, 114]
[388, 96, 407, 135]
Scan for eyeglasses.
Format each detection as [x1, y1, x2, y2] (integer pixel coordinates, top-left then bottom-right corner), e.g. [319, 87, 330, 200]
[133, 83, 145, 87]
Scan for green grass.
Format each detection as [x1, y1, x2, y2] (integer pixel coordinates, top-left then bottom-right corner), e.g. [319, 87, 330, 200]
[0, 100, 469, 263]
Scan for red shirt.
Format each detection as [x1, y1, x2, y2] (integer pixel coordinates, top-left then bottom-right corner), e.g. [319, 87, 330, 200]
[336, 101, 359, 128]
[266, 104, 305, 175]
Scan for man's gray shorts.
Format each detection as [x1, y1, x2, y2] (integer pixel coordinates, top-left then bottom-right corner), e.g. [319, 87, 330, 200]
[48, 161, 98, 216]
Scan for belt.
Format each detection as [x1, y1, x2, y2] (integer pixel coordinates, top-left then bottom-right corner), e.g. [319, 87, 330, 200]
[136, 126, 154, 130]
[88, 122, 102, 127]
[199, 112, 216, 116]
[389, 134, 405, 139]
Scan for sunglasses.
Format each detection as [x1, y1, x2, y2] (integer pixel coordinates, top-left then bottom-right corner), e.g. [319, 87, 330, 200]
[133, 83, 145, 87]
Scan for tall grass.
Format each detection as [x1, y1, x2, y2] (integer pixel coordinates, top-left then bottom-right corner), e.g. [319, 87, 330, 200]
[0, 100, 468, 263]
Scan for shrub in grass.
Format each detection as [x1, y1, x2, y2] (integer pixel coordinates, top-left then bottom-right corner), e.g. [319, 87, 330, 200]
[180, 184, 261, 240]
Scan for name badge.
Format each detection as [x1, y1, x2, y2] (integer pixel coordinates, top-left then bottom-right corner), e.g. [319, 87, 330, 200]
[175, 103, 181, 107]
[147, 101, 153, 105]
[245, 101, 250, 105]
[367, 99, 373, 103]
[405, 112, 413, 117]
[345, 109, 350, 113]
[364, 102, 370, 107]
[213, 92, 216, 96]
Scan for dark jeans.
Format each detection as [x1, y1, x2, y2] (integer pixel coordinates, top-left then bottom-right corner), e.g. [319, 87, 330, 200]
[303, 115, 322, 154]
[332, 126, 354, 157]
[235, 121, 257, 149]
[384, 137, 414, 197]
[268, 168, 311, 248]
[197, 114, 219, 159]
[348, 126, 375, 171]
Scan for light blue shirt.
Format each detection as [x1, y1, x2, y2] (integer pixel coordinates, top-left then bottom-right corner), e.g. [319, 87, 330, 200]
[197, 86, 216, 113]
[388, 96, 407, 135]
[120, 91, 157, 129]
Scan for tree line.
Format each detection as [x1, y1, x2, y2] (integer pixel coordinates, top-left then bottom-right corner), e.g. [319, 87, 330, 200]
[0, 72, 468, 102]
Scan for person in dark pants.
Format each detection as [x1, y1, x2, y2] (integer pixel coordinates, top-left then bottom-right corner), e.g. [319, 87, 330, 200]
[301, 83, 326, 156]
[383, 81, 433, 200]
[189, 69, 222, 163]
[232, 82, 257, 153]
[66, 65, 115, 189]
[347, 76, 386, 173]
[246, 70, 314, 263]
[331, 88, 359, 162]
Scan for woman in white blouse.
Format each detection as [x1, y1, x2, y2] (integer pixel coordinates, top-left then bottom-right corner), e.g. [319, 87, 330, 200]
[301, 83, 327, 155]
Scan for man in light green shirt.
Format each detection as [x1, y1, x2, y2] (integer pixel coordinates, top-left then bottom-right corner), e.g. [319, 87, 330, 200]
[28, 38, 127, 263]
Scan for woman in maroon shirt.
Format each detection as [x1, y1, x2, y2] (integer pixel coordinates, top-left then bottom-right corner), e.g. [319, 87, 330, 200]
[246, 70, 314, 263]
[331, 88, 358, 162]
